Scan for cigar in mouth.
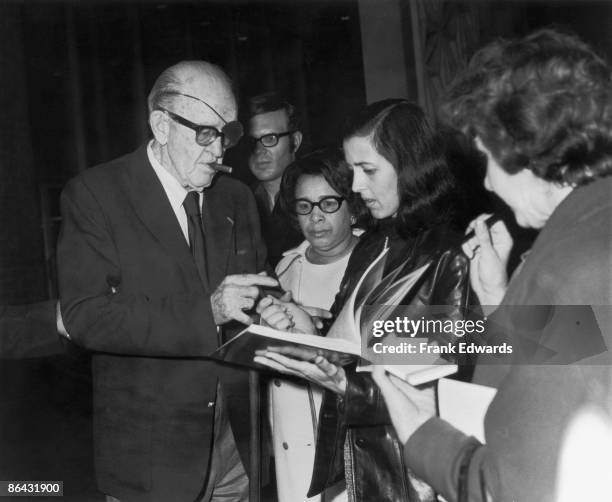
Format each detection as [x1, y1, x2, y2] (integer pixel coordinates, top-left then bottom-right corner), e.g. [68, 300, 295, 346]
[211, 163, 233, 174]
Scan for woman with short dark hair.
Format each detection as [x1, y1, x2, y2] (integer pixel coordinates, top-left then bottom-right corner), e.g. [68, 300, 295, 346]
[271, 148, 363, 502]
[279, 148, 371, 233]
[373, 28, 612, 502]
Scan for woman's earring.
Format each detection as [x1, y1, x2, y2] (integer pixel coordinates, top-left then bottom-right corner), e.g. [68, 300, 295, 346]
[350, 215, 357, 225]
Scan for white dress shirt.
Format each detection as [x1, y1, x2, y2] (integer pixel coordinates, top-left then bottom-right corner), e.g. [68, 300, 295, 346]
[147, 140, 202, 244]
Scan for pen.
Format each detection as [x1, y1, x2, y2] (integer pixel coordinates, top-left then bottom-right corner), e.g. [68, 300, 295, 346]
[461, 214, 503, 245]
[259, 285, 286, 300]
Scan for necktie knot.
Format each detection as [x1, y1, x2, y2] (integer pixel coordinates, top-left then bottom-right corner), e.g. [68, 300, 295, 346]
[183, 191, 201, 219]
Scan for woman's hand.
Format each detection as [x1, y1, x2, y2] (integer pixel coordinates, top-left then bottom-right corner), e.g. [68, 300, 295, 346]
[301, 305, 333, 330]
[256, 295, 318, 334]
[462, 214, 513, 311]
[372, 366, 436, 444]
[254, 346, 347, 394]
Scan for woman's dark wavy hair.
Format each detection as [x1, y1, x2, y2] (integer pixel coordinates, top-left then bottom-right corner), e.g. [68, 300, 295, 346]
[439, 28, 612, 186]
[279, 148, 371, 229]
[342, 99, 457, 236]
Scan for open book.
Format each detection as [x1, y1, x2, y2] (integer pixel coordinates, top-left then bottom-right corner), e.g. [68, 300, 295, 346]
[210, 323, 361, 369]
[209, 246, 394, 369]
[210, 245, 458, 384]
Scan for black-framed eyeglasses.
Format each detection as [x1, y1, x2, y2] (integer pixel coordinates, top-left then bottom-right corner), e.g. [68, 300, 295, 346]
[293, 196, 345, 215]
[158, 107, 243, 149]
[248, 131, 295, 148]
[156, 91, 243, 148]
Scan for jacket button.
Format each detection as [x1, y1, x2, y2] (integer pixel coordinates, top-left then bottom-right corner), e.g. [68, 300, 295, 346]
[356, 437, 366, 447]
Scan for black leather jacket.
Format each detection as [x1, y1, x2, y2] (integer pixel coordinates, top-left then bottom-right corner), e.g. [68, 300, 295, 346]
[308, 222, 471, 502]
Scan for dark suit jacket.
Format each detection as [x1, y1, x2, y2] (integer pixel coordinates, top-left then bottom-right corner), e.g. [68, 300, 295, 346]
[252, 182, 302, 268]
[58, 145, 267, 502]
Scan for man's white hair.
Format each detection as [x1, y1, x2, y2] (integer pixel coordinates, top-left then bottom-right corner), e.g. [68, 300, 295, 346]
[147, 60, 233, 115]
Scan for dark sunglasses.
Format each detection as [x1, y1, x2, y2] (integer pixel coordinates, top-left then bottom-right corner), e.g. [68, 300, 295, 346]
[293, 196, 345, 215]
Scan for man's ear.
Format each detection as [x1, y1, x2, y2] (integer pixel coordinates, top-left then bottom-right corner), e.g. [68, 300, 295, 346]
[149, 110, 169, 145]
[291, 131, 303, 153]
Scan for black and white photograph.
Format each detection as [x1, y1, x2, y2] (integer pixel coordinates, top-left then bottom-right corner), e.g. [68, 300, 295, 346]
[1, 0, 611, 501]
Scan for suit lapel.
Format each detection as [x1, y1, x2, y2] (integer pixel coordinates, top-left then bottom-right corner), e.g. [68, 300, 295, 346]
[202, 179, 235, 288]
[124, 146, 204, 290]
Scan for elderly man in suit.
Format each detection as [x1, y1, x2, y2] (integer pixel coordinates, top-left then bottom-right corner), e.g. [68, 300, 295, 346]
[58, 60, 277, 502]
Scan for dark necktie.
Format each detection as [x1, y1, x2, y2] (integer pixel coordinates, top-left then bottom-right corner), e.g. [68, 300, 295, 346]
[183, 191, 209, 289]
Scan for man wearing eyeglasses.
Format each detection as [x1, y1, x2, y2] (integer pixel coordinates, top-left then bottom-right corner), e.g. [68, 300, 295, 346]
[247, 93, 304, 266]
[58, 61, 277, 502]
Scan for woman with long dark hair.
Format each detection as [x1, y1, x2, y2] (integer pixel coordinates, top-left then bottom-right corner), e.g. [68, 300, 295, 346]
[256, 100, 471, 501]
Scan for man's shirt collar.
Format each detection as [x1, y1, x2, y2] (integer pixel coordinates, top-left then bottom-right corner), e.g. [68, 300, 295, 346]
[147, 140, 191, 213]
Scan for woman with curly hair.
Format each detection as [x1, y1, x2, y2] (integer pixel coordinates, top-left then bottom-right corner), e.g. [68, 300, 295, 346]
[269, 148, 366, 502]
[373, 28, 612, 502]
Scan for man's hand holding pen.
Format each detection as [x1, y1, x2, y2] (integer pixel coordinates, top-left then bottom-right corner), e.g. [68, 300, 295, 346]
[211, 272, 279, 325]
